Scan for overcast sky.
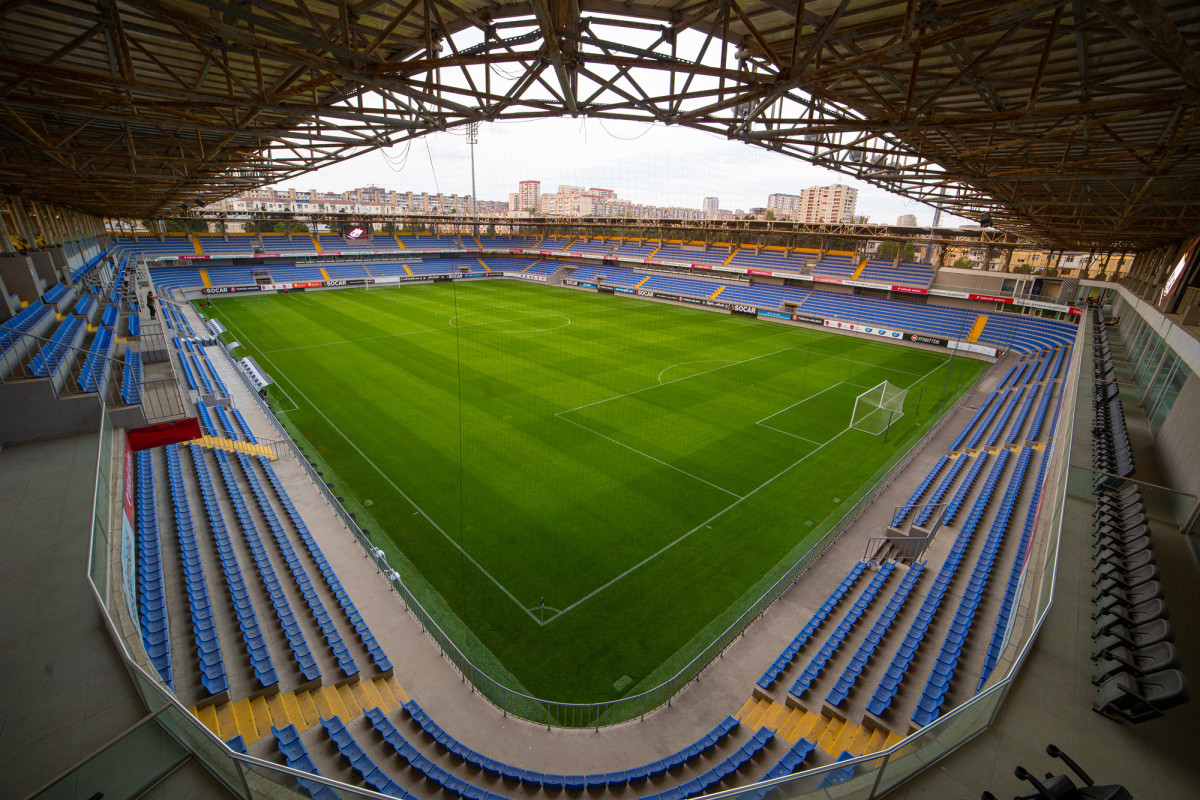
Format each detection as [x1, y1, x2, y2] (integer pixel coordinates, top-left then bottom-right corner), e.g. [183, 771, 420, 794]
[272, 116, 970, 227]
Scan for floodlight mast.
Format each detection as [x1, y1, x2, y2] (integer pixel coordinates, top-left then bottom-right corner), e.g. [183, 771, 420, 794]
[466, 121, 479, 237]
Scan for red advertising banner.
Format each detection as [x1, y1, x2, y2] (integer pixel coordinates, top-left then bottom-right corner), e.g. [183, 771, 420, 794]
[1068, 307, 1083, 316]
[179, 255, 211, 260]
[813, 276, 843, 284]
[891, 285, 929, 295]
[293, 281, 323, 289]
[967, 293, 1014, 304]
[747, 269, 774, 276]
[691, 264, 713, 270]
[127, 417, 202, 451]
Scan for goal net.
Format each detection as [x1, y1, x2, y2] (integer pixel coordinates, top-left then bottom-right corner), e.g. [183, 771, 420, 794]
[851, 381, 908, 435]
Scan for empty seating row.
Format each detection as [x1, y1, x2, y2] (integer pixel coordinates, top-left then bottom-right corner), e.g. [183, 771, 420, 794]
[757, 561, 868, 690]
[789, 563, 896, 699]
[164, 445, 230, 696]
[100, 303, 119, 327]
[825, 563, 926, 707]
[77, 328, 115, 393]
[891, 456, 949, 527]
[984, 386, 1026, 447]
[28, 316, 84, 377]
[942, 453, 988, 525]
[979, 449, 1049, 689]
[210, 448, 322, 682]
[912, 456, 970, 528]
[257, 459, 394, 673]
[0, 302, 53, 356]
[866, 453, 1014, 716]
[187, 444, 281, 690]
[965, 391, 1009, 450]
[121, 349, 143, 405]
[911, 447, 1032, 725]
[1004, 382, 1043, 445]
[42, 282, 69, 304]
[234, 451, 360, 679]
[136, 451, 174, 688]
[272, 724, 343, 800]
[399, 700, 742, 790]
[322, 715, 409, 797]
[73, 293, 96, 318]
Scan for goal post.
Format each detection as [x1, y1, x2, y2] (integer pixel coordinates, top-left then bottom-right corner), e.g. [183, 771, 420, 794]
[851, 380, 908, 435]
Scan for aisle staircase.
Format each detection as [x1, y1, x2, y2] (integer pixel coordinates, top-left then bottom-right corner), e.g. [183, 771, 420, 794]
[191, 674, 407, 745]
[967, 315, 989, 342]
[736, 696, 902, 757]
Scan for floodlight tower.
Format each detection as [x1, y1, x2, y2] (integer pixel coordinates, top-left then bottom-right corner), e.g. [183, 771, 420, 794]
[466, 121, 479, 237]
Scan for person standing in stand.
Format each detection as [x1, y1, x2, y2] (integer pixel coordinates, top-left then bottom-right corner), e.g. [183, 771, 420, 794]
[146, 291, 157, 320]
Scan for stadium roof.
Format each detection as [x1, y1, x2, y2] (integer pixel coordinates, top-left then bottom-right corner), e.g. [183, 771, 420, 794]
[1, 0, 1197, 250]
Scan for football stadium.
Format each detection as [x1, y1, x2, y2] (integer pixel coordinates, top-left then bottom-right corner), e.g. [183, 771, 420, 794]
[1, 3, 1199, 800]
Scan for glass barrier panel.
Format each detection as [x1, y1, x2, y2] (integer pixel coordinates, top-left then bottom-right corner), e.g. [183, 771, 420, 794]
[28, 714, 188, 800]
[152, 701, 249, 797]
[239, 756, 381, 799]
[871, 682, 1008, 796]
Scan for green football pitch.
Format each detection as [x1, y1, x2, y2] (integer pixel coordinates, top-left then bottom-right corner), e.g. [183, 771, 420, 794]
[200, 279, 987, 703]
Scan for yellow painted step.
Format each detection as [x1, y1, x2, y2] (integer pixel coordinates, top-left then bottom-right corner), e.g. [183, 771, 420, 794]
[830, 719, 862, 756]
[295, 690, 321, 728]
[522, 259, 539, 273]
[847, 724, 873, 757]
[403, 263, 413, 276]
[865, 727, 890, 754]
[192, 703, 219, 735]
[192, 236, 203, 255]
[647, 243, 661, 259]
[777, 708, 810, 743]
[634, 276, 650, 288]
[473, 236, 483, 248]
[320, 268, 331, 281]
[734, 696, 760, 721]
[318, 685, 351, 720]
[394, 235, 405, 249]
[266, 693, 292, 728]
[794, 711, 829, 743]
[231, 696, 259, 742]
[760, 701, 789, 732]
[383, 675, 408, 705]
[723, 248, 738, 267]
[741, 698, 770, 729]
[312, 236, 323, 253]
[199, 268, 211, 288]
[215, 701, 238, 740]
[851, 257, 868, 280]
[816, 717, 846, 755]
[373, 677, 400, 712]
[249, 696, 273, 741]
[477, 258, 490, 272]
[884, 730, 904, 748]
[196, 435, 276, 461]
[336, 683, 363, 718]
[967, 314, 989, 342]
[353, 678, 386, 713]
[709, 286, 725, 300]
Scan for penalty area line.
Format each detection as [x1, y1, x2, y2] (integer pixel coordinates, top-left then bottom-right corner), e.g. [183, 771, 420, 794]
[216, 314, 546, 627]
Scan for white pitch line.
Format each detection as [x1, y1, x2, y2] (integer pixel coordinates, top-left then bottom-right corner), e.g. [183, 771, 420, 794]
[756, 423, 825, 446]
[556, 413, 742, 498]
[756, 382, 846, 425]
[544, 425, 850, 625]
[560, 347, 794, 416]
[217, 314, 545, 625]
[656, 359, 737, 385]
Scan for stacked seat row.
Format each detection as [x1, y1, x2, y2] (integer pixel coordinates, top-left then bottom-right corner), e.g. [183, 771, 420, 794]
[911, 447, 1033, 725]
[136, 451, 173, 688]
[164, 445, 230, 697]
[757, 561, 868, 690]
[77, 328, 114, 393]
[866, 452, 1014, 717]
[891, 456, 949, 527]
[788, 563, 896, 699]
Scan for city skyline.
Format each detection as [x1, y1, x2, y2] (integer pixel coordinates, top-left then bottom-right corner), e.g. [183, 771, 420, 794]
[267, 117, 966, 227]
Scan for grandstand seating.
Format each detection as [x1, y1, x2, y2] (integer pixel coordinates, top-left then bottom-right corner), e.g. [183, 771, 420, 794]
[164, 445, 230, 697]
[757, 561, 868, 690]
[891, 456, 949, 527]
[261, 235, 317, 254]
[120, 349, 142, 404]
[187, 444, 283, 690]
[865, 451, 1013, 717]
[654, 244, 728, 265]
[267, 264, 325, 282]
[911, 447, 1033, 724]
[570, 238, 611, 255]
[788, 563, 896, 699]
[77, 328, 115, 393]
[399, 235, 457, 250]
[857, 260, 935, 288]
[100, 303, 119, 327]
[137, 451, 173, 688]
[321, 263, 371, 280]
[197, 236, 256, 255]
[614, 241, 659, 258]
[728, 248, 814, 273]
[272, 725, 341, 800]
[316, 234, 346, 251]
[28, 316, 84, 377]
[1, 303, 54, 360]
[825, 563, 926, 707]
[812, 255, 857, 278]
